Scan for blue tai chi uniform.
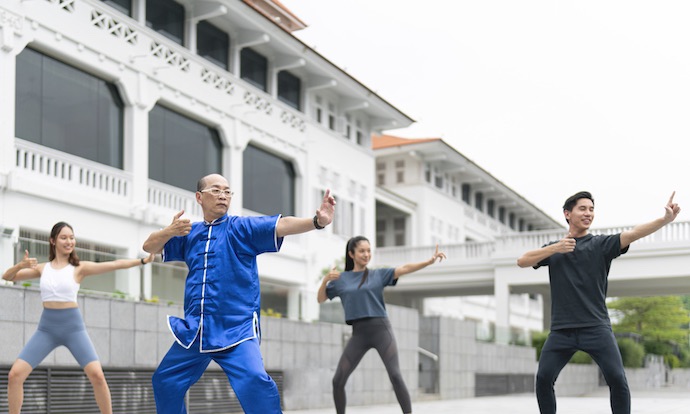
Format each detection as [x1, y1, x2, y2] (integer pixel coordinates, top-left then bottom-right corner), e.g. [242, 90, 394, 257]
[152, 214, 284, 414]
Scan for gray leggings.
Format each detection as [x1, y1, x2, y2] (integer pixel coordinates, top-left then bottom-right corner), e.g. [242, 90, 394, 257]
[332, 317, 411, 414]
[18, 307, 99, 368]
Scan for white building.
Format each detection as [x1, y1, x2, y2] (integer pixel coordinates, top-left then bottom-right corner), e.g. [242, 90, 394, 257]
[0, 0, 414, 324]
[372, 134, 562, 342]
[0, 0, 560, 333]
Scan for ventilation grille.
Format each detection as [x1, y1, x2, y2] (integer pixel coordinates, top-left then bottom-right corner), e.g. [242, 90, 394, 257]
[0, 366, 283, 413]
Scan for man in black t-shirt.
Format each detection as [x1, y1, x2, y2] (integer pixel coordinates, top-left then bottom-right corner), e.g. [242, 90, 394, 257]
[517, 191, 680, 414]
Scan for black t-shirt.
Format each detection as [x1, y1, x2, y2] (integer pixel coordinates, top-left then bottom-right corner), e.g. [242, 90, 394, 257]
[536, 233, 628, 330]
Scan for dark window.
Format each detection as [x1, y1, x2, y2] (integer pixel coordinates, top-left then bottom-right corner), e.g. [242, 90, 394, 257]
[509, 213, 516, 229]
[328, 114, 336, 130]
[146, 0, 185, 45]
[393, 217, 406, 246]
[240, 48, 268, 92]
[475, 192, 484, 212]
[148, 105, 222, 190]
[243, 144, 295, 216]
[197, 21, 229, 70]
[461, 184, 471, 203]
[277, 71, 301, 110]
[15, 48, 124, 168]
[498, 206, 506, 224]
[101, 0, 132, 16]
[376, 219, 386, 247]
[487, 199, 495, 218]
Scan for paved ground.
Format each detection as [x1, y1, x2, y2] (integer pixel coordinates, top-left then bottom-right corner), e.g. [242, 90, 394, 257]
[284, 389, 690, 413]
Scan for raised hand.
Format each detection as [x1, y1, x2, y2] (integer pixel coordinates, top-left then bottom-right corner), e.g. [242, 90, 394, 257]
[142, 252, 156, 264]
[556, 232, 576, 254]
[168, 210, 192, 237]
[663, 191, 681, 223]
[324, 266, 341, 283]
[21, 250, 38, 270]
[315, 189, 336, 228]
[430, 244, 447, 264]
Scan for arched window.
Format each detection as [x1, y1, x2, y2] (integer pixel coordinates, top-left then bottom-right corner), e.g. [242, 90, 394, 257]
[242, 144, 295, 216]
[15, 47, 124, 168]
[148, 105, 222, 191]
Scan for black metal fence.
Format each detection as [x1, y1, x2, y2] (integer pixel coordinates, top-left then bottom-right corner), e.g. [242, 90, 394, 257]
[0, 366, 283, 413]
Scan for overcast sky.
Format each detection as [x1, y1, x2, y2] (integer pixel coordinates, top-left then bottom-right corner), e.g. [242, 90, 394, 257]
[281, 0, 689, 228]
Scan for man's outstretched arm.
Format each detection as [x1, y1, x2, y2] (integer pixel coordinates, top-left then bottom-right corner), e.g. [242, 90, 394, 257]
[619, 191, 680, 249]
[276, 189, 336, 237]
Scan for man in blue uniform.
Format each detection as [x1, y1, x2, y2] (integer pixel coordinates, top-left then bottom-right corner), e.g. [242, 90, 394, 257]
[517, 191, 680, 414]
[143, 173, 336, 414]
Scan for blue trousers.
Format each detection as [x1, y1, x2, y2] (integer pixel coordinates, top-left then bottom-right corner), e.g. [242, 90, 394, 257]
[536, 325, 630, 414]
[152, 337, 282, 414]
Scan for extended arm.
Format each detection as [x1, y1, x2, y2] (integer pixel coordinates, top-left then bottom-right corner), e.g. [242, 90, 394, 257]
[277, 189, 336, 238]
[2, 250, 41, 282]
[77, 253, 154, 282]
[394, 245, 446, 279]
[516, 234, 576, 268]
[143, 210, 192, 253]
[619, 192, 680, 249]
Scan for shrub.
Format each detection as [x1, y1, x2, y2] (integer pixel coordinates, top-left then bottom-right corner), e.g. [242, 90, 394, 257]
[532, 331, 549, 360]
[617, 338, 645, 368]
[569, 351, 593, 364]
[644, 340, 673, 356]
[665, 354, 681, 368]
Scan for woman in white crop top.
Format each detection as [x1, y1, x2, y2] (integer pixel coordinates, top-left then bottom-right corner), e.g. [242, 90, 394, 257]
[1, 222, 154, 414]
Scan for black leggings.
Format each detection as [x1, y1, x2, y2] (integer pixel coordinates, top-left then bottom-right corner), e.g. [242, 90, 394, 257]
[536, 325, 630, 414]
[332, 317, 411, 414]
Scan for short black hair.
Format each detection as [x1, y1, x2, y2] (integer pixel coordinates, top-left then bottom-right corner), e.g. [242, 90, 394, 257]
[562, 191, 594, 212]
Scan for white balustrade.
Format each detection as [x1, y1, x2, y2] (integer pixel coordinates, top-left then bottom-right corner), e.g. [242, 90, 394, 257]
[15, 139, 130, 198]
[376, 221, 690, 266]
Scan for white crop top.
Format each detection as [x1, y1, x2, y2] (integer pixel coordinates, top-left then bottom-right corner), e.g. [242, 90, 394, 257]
[40, 262, 80, 302]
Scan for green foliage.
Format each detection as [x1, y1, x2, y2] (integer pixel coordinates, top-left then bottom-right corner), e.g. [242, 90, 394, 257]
[569, 351, 593, 364]
[609, 296, 690, 343]
[617, 338, 645, 368]
[532, 331, 549, 360]
[112, 289, 126, 299]
[665, 354, 681, 368]
[643, 339, 674, 356]
[261, 308, 282, 318]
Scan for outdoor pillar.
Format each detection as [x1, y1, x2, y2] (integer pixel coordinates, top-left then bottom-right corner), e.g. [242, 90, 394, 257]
[494, 274, 511, 344]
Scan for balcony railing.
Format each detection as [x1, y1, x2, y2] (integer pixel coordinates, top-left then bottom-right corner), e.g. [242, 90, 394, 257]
[375, 221, 690, 265]
[147, 180, 202, 219]
[15, 139, 131, 199]
[13, 139, 204, 220]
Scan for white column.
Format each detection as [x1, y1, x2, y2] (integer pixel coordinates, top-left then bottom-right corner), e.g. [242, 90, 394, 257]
[0, 8, 29, 179]
[494, 272, 511, 345]
[121, 72, 158, 213]
[114, 247, 143, 299]
[286, 286, 300, 321]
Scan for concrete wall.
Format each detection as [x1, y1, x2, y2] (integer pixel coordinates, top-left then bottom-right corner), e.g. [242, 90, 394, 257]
[421, 316, 537, 399]
[0, 285, 177, 368]
[9, 285, 688, 410]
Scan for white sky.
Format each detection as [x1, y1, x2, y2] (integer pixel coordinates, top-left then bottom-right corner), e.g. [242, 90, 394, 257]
[281, 0, 689, 228]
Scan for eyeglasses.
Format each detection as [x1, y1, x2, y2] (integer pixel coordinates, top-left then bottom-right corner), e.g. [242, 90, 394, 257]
[199, 188, 234, 198]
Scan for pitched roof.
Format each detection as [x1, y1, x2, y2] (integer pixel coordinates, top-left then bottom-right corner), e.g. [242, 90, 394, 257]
[372, 134, 441, 150]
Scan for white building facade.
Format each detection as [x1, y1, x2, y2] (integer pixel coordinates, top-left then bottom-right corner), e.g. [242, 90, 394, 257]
[0, 0, 562, 335]
[0, 0, 412, 323]
[372, 135, 562, 343]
